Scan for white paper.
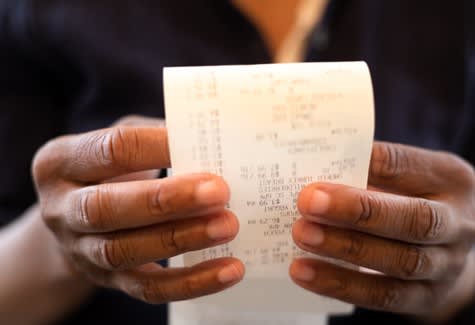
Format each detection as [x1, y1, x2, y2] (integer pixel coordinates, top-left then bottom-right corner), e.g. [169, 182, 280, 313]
[169, 255, 328, 325]
[164, 62, 374, 313]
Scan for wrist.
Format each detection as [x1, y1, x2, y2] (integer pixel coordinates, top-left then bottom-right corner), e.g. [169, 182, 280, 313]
[0, 205, 95, 324]
[25, 205, 95, 322]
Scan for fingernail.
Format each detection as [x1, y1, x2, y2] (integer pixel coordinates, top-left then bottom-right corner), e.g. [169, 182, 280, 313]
[206, 215, 237, 241]
[299, 223, 324, 246]
[218, 263, 243, 284]
[292, 262, 316, 282]
[308, 190, 330, 215]
[195, 179, 220, 205]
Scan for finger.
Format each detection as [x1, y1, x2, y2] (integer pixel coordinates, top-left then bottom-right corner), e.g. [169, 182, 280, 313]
[298, 183, 456, 244]
[292, 219, 466, 280]
[107, 116, 165, 182]
[36, 126, 170, 184]
[369, 142, 474, 196]
[72, 211, 239, 271]
[113, 258, 244, 304]
[65, 173, 229, 232]
[105, 169, 160, 183]
[290, 258, 437, 314]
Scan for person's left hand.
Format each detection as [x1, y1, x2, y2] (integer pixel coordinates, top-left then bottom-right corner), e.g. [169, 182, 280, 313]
[290, 141, 475, 321]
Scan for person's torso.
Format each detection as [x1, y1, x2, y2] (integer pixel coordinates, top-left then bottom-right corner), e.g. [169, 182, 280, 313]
[2, 0, 473, 324]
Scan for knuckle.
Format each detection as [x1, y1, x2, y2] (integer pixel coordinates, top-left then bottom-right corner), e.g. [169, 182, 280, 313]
[102, 237, 134, 270]
[93, 185, 115, 230]
[340, 232, 367, 260]
[409, 200, 446, 242]
[353, 192, 378, 227]
[147, 184, 167, 216]
[320, 276, 350, 299]
[76, 132, 109, 169]
[69, 241, 104, 277]
[135, 278, 169, 304]
[91, 239, 109, 269]
[39, 196, 62, 232]
[397, 247, 431, 279]
[180, 275, 203, 300]
[77, 188, 110, 231]
[371, 143, 408, 180]
[150, 180, 199, 217]
[446, 153, 475, 189]
[369, 285, 401, 311]
[32, 137, 66, 187]
[101, 128, 126, 168]
[69, 250, 85, 267]
[158, 227, 182, 254]
[42, 212, 63, 234]
[32, 148, 50, 187]
[32, 146, 49, 184]
[93, 128, 137, 171]
[76, 190, 95, 230]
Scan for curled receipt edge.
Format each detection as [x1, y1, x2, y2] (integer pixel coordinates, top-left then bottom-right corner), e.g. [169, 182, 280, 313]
[164, 62, 374, 313]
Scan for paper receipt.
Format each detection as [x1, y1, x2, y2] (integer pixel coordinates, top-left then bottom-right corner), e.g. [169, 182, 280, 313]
[164, 62, 374, 313]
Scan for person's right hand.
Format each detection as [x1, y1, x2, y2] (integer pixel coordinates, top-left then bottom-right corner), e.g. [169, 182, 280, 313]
[32, 116, 244, 304]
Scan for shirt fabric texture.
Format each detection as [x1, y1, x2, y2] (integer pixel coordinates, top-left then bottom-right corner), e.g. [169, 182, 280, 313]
[0, 0, 474, 324]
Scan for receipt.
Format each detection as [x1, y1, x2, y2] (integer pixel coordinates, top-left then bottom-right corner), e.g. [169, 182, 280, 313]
[164, 62, 374, 313]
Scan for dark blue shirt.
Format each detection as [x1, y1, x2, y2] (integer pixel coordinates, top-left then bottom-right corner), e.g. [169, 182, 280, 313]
[0, 0, 474, 324]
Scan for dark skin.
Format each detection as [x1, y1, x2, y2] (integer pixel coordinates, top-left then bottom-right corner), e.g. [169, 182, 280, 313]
[33, 116, 244, 304]
[291, 142, 475, 321]
[33, 116, 475, 321]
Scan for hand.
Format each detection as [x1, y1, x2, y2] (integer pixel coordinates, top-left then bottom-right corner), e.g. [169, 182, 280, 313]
[32, 116, 244, 304]
[290, 141, 475, 320]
